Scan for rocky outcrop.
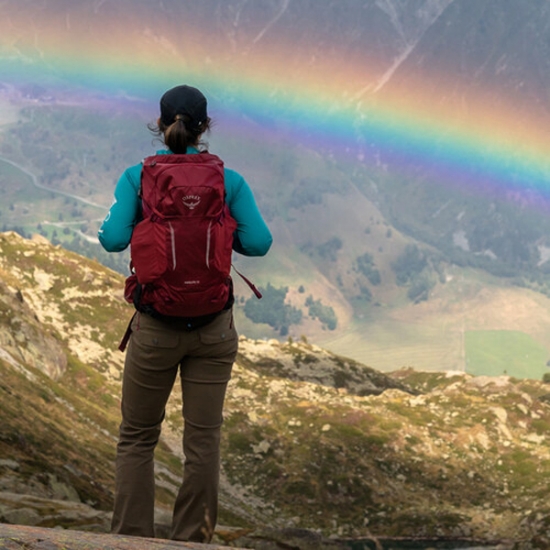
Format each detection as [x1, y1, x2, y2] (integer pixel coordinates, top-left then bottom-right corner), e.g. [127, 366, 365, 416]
[0, 491, 110, 532]
[0, 523, 237, 549]
[0, 277, 67, 381]
[237, 337, 414, 396]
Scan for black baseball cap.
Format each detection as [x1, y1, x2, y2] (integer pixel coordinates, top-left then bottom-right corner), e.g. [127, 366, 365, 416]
[160, 85, 208, 130]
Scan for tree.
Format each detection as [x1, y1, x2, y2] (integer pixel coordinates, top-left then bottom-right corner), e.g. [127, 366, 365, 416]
[316, 237, 342, 262]
[392, 245, 428, 285]
[305, 295, 337, 330]
[244, 283, 302, 335]
[356, 253, 381, 285]
[407, 276, 434, 303]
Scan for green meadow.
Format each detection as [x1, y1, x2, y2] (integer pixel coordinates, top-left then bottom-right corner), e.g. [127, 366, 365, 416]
[465, 330, 550, 379]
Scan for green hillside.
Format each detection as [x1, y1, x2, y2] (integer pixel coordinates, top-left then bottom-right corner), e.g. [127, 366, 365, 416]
[3, 100, 550, 381]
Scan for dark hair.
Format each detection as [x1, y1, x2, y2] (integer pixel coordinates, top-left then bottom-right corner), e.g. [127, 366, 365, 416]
[148, 114, 212, 154]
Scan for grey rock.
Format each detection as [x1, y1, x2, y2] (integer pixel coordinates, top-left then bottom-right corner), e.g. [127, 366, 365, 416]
[1, 507, 42, 526]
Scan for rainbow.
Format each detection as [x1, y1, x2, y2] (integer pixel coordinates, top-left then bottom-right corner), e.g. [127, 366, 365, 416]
[1, 7, 549, 202]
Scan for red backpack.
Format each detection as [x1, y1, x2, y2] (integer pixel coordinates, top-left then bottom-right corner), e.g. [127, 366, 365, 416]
[124, 153, 237, 318]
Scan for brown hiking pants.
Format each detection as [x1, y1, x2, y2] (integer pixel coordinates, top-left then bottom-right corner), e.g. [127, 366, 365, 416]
[110, 309, 238, 542]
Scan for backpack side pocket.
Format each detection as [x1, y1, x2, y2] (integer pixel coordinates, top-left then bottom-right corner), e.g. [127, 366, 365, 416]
[130, 218, 168, 283]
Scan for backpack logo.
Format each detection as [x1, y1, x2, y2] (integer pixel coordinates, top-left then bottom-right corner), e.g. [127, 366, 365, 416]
[182, 195, 201, 209]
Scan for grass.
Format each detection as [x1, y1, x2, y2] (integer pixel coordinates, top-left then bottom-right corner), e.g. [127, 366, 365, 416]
[315, 269, 550, 381]
[317, 312, 464, 372]
[465, 329, 549, 379]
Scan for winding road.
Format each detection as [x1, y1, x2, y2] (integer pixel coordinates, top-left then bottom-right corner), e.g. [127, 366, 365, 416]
[0, 155, 107, 210]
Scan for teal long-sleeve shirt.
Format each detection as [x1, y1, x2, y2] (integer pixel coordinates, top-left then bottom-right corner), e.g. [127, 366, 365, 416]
[98, 148, 272, 256]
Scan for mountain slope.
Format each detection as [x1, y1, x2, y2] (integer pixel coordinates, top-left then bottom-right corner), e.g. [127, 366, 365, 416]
[356, 0, 550, 277]
[1, 232, 550, 545]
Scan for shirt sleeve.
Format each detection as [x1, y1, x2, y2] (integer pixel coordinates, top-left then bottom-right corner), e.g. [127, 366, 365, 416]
[97, 165, 141, 252]
[226, 169, 273, 257]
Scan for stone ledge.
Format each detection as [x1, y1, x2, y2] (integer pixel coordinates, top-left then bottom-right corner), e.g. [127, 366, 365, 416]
[0, 523, 240, 549]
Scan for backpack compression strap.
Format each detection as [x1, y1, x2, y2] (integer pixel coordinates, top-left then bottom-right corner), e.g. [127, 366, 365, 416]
[232, 265, 263, 299]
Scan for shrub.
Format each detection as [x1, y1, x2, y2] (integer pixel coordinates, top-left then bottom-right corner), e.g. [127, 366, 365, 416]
[356, 252, 381, 285]
[305, 295, 337, 330]
[392, 245, 428, 285]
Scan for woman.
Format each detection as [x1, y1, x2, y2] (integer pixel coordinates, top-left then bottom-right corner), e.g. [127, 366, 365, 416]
[98, 84, 272, 542]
